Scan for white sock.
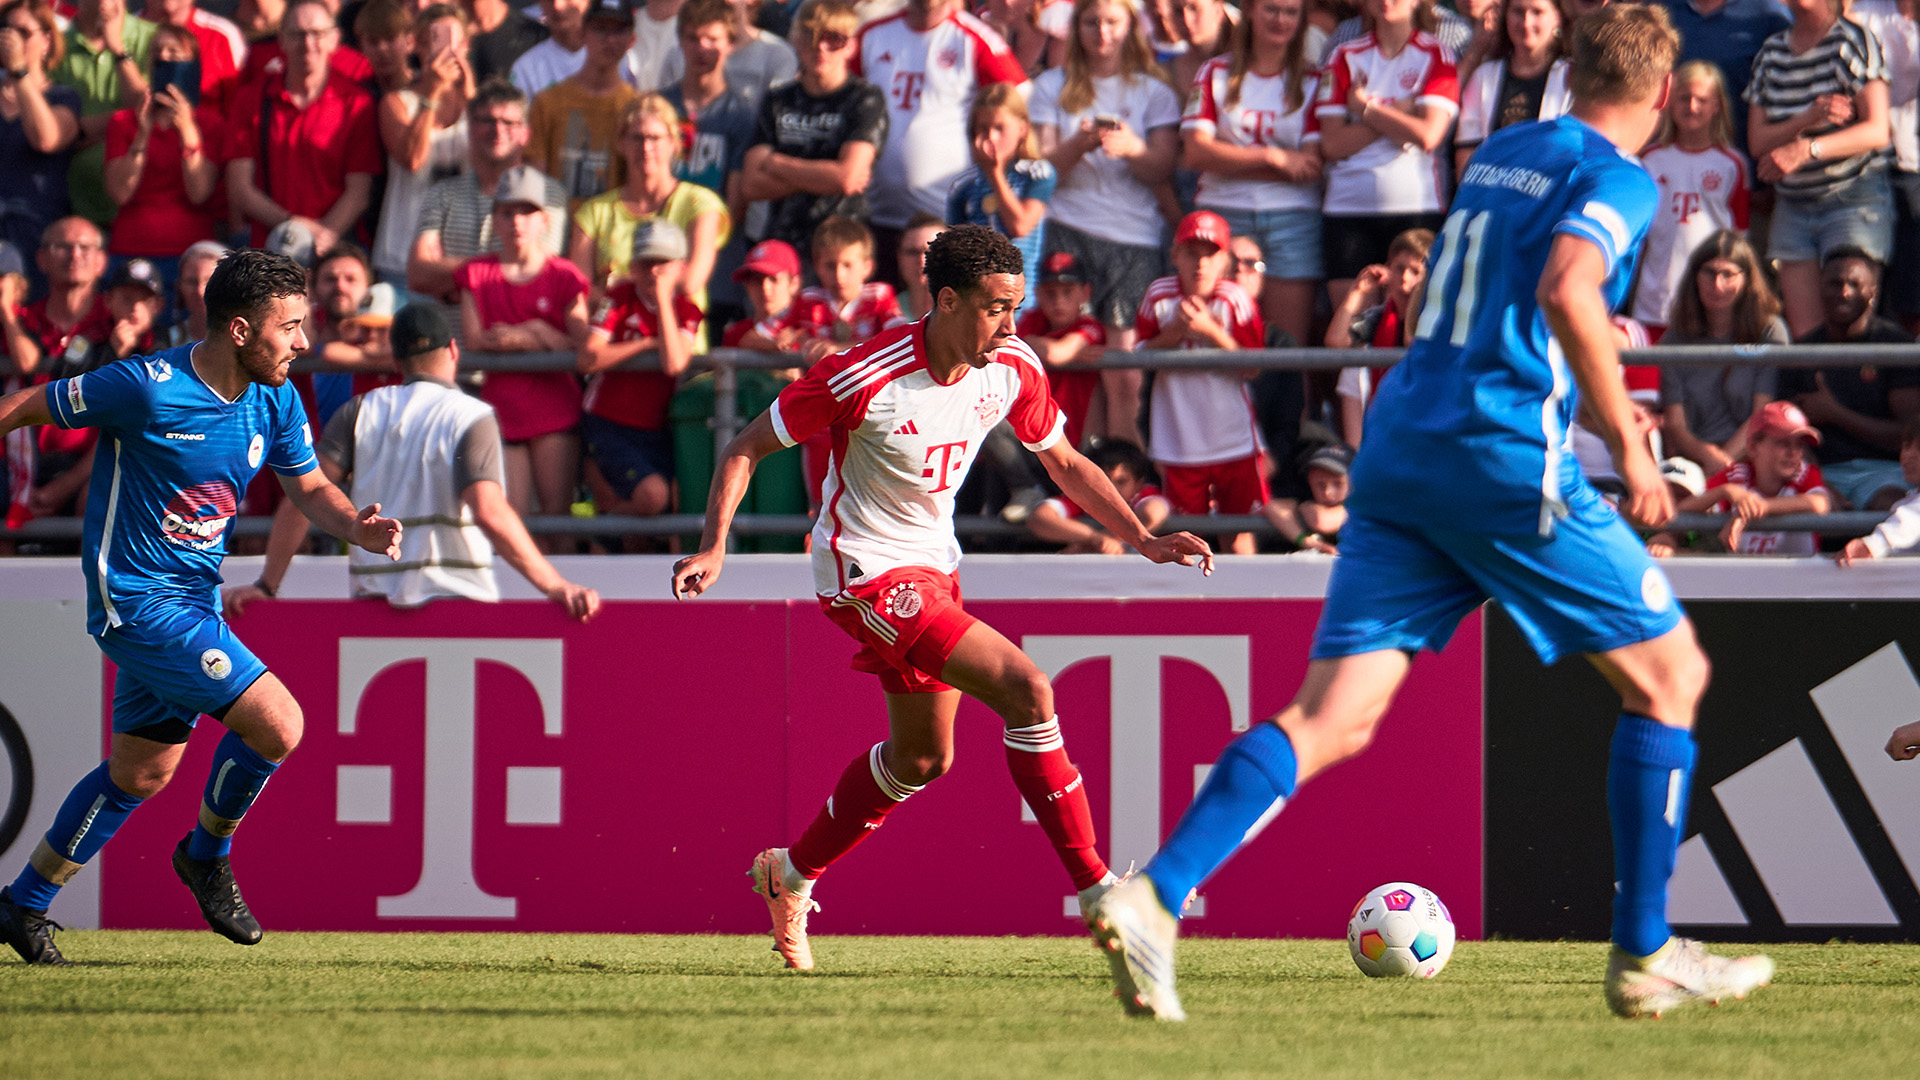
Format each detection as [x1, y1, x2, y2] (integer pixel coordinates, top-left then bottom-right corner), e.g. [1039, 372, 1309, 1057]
[1077, 871, 1119, 912]
[780, 850, 814, 896]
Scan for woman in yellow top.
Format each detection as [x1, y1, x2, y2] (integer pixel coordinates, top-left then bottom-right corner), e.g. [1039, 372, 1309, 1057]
[569, 93, 731, 345]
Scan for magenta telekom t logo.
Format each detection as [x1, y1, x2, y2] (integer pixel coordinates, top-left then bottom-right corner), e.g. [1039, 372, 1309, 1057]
[335, 639, 565, 919]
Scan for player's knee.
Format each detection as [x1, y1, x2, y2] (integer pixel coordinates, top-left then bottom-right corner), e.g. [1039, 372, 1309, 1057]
[896, 749, 952, 785]
[996, 668, 1053, 726]
[109, 759, 177, 800]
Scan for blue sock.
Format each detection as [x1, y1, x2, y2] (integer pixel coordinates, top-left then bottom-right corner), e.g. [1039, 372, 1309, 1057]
[187, 732, 280, 860]
[1142, 722, 1298, 917]
[7, 763, 143, 911]
[1608, 713, 1697, 957]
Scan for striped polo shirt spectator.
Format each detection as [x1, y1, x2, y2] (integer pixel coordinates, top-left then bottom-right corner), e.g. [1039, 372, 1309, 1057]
[1745, 16, 1890, 197]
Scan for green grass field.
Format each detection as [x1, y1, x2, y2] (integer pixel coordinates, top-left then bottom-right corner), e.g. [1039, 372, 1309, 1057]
[2, 933, 1915, 1078]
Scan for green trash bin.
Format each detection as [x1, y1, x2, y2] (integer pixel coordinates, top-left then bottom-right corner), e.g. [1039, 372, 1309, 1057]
[670, 370, 808, 553]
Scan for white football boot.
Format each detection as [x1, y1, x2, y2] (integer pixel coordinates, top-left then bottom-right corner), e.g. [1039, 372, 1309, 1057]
[1605, 936, 1774, 1019]
[1086, 873, 1186, 1021]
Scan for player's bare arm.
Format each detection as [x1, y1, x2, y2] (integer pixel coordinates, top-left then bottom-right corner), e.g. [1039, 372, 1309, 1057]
[0, 381, 53, 437]
[1036, 441, 1214, 575]
[1538, 234, 1673, 530]
[277, 467, 402, 561]
[671, 412, 787, 599]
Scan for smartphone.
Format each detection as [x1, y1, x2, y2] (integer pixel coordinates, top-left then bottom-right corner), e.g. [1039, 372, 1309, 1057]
[1094, 115, 1121, 131]
[149, 58, 201, 108]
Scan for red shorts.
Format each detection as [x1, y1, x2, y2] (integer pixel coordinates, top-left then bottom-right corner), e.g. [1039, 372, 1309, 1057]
[1159, 455, 1269, 515]
[819, 567, 977, 694]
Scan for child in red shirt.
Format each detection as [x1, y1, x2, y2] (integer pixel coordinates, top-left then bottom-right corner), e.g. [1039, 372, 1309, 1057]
[578, 219, 703, 521]
[797, 215, 901, 353]
[1017, 250, 1106, 451]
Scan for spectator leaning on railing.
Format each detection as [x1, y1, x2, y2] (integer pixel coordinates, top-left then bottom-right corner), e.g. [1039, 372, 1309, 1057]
[1838, 415, 1920, 564]
[1649, 400, 1831, 555]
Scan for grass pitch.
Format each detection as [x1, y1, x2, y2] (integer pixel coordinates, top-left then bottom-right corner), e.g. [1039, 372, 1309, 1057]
[2, 933, 1914, 1079]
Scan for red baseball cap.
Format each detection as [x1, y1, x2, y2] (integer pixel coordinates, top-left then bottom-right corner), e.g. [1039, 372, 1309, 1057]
[1750, 400, 1821, 444]
[733, 239, 802, 282]
[1174, 210, 1231, 250]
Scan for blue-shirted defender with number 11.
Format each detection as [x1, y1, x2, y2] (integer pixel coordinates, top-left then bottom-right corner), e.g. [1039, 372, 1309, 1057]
[0, 250, 403, 966]
[1089, 4, 1776, 1021]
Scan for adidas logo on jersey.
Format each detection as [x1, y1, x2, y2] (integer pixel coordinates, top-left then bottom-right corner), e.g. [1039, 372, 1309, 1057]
[894, 420, 919, 435]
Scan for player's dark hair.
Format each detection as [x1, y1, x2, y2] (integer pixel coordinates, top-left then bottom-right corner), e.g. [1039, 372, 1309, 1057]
[204, 249, 310, 333]
[1821, 244, 1882, 281]
[1088, 440, 1158, 487]
[314, 241, 372, 277]
[467, 76, 527, 119]
[925, 224, 1024, 302]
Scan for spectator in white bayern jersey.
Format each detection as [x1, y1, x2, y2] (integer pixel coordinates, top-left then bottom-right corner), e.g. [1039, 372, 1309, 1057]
[1032, 0, 1182, 447]
[1632, 60, 1749, 338]
[670, 224, 1212, 975]
[854, 0, 1026, 279]
[1182, 0, 1324, 355]
[1315, 0, 1459, 314]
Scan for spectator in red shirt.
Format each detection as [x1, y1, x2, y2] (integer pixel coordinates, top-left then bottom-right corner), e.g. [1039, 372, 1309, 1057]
[142, 0, 244, 114]
[723, 237, 829, 361]
[798, 214, 900, 352]
[576, 219, 700, 528]
[103, 24, 223, 309]
[1324, 225, 1431, 447]
[240, 0, 374, 86]
[1017, 249, 1105, 451]
[456, 164, 591, 546]
[1651, 400, 1832, 555]
[226, 0, 381, 252]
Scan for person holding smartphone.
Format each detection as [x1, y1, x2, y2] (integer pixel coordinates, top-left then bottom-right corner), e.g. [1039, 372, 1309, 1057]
[102, 22, 222, 315]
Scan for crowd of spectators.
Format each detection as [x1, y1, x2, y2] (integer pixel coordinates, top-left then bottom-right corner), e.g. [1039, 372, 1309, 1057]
[3, 0, 1920, 558]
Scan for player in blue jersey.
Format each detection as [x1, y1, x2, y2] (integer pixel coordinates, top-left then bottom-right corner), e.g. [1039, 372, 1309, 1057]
[1088, 5, 1774, 1021]
[0, 250, 402, 965]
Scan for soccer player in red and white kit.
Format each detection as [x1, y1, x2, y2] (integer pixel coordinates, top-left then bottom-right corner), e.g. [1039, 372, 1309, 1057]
[670, 225, 1215, 971]
[1137, 210, 1268, 554]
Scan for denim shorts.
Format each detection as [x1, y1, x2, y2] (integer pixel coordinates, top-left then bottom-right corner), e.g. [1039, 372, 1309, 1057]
[1769, 171, 1895, 263]
[1206, 205, 1325, 280]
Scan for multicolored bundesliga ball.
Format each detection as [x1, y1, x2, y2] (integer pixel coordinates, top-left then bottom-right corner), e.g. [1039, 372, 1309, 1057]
[1347, 881, 1456, 978]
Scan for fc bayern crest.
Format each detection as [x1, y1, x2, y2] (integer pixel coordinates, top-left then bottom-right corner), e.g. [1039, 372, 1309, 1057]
[974, 393, 1004, 429]
[1399, 69, 1419, 91]
[883, 582, 923, 620]
[1702, 170, 1723, 192]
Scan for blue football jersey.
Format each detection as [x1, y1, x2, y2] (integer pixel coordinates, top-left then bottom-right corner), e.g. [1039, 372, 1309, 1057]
[43, 344, 318, 634]
[1348, 115, 1658, 538]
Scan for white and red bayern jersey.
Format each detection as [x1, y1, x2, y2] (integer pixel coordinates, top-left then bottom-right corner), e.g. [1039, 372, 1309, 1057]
[797, 282, 904, 346]
[1707, 459, 1827, 556]
[1134, 275, 1266, 466]
[856, 9, 1026, 227]
[771, 318, 1067, 594]
[1631, 145, 1752, 327]
[1316, 31, 1459, 215]
[1183, 54, 1322, 213]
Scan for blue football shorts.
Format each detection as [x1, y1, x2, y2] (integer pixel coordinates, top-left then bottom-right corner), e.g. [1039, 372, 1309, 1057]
[96, 604, 269, 735]
[1312, 485, 1684, 666]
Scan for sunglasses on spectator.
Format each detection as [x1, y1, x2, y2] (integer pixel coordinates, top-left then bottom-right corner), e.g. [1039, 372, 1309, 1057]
[809, 30, 851, 50]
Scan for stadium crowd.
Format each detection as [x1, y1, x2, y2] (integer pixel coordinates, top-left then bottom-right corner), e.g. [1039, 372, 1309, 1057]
[2, 0, 1919, 557]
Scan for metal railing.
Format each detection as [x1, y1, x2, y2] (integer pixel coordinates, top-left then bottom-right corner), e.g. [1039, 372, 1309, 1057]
[6, 343, 1913, 544]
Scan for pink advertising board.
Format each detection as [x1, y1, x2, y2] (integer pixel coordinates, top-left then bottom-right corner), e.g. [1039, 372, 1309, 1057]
[97, 596, 1483, 939]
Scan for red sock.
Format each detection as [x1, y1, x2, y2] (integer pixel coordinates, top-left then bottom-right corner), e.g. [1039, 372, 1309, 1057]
[1004, 718, 1108, 891]
[788, 742, 923, 879]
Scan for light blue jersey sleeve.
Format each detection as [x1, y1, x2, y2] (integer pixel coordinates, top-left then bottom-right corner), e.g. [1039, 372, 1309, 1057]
[267, 386, 319, 477]
[1551, 156, 1659, 281]
[44, 358, 153, 433]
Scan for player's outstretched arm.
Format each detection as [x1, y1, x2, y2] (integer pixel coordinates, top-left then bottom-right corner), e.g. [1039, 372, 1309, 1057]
[278, 467, 402, 560]
[0, 382, 53, 439]
[671, 411, 787, 599]
[1036, 440, 1214, 575]
[1538, 234, 1672, 531]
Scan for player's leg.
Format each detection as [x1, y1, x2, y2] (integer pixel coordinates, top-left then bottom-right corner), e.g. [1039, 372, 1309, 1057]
[173, 665, 301, 946]
[937, 622, 1112, 899]
[751, 687, 960, 970]
[1090, 514, 1480, 1019]
[1438, 493, 1771, 1016]
[0, 674, 189, 965]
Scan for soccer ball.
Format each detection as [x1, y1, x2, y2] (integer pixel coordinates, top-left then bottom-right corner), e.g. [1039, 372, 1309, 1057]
[1347, 881, 1456, 978]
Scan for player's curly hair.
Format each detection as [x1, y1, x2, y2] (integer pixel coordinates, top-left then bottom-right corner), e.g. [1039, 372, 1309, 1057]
[204, 249, 311, 334]
[925, 225, 1025, 302]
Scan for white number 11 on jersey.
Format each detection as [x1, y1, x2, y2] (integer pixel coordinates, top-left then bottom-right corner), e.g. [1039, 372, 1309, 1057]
[1413, 209, 1491, 347]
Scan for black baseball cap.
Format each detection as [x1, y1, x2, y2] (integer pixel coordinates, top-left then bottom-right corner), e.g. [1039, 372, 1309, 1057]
[585, 0, 636, 23]
[1039, 250, 1086, 286]
[392, 302, 454, 361]
[1304, 444, 1354, 476]
[106, 257, 165, 298]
